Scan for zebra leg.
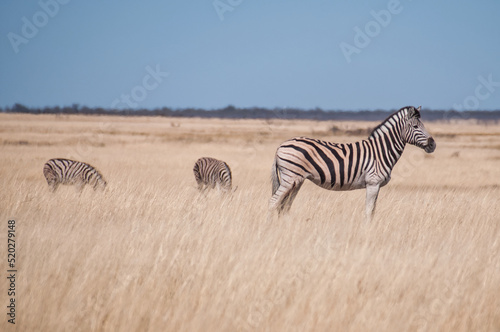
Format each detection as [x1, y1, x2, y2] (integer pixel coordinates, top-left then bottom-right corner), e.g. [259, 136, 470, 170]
[269, 188, 288, 214]
[220, 183, 232, 194]
[44, 172, 58, 192]
[282, 180, 304, 213]
[215, 182, 224, 194]
[210, 182, 217, 190]
[193, 166, 203, 191]
[269, 178, 304, 214]
[365, 184, 380, 222]
[48, 181, 59, 192]
[76, 181, 86, 193]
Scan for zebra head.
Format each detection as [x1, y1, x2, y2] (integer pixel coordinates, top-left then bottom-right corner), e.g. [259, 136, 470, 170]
[93, 175, 107, 190]
[404, 106, 436, 153]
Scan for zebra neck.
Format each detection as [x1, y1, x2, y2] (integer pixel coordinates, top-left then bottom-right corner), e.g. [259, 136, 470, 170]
[368, 125, 406, 167]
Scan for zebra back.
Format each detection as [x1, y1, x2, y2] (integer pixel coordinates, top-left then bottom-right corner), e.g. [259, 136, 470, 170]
[43, 158, 106, 191]
[193, 157, 232, 191]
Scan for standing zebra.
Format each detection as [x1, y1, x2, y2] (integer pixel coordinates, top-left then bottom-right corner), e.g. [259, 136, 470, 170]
[269, 106, 436, 222]
[43, 158, 107, 192]
[193, 157, 232, 192]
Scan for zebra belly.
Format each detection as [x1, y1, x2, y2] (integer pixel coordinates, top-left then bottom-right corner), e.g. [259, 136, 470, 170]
[61, 177, 83, 185]
[310, 176, 367, 191]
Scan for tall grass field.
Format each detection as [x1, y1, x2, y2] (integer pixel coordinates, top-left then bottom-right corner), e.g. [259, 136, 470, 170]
[1, 113, 499, 331]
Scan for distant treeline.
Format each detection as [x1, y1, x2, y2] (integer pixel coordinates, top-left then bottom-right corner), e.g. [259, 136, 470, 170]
[3, 103, 500, 122]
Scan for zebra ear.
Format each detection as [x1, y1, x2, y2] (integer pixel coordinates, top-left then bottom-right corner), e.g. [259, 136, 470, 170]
[408, 106, 421, 118]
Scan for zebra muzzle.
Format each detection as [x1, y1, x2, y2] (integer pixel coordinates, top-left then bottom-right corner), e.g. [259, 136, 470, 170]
[424, 137, 436, 153]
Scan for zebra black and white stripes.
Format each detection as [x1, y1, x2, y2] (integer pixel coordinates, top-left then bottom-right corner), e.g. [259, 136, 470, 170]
[193, 157, 232, 192]
[269, 106, 436, 221]
[43, 158, 107, 192]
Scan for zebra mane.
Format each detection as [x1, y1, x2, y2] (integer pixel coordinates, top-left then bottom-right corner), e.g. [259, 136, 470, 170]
[369, 106, 419, 138]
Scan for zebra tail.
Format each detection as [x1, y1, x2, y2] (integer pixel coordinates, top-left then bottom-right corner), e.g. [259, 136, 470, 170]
[271, 156, 280, 196]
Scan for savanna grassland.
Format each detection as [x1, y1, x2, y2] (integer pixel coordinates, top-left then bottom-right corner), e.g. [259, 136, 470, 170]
[1, 113, 499, 332]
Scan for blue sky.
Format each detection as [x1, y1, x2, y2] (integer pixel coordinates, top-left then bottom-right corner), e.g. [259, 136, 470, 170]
[1, 0, 499, 111]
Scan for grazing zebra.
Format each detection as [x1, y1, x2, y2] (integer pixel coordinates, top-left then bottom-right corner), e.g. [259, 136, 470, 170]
[43, 158, 107, 192]
[269, 106, 436, 222]
[193, 157, 232, 192]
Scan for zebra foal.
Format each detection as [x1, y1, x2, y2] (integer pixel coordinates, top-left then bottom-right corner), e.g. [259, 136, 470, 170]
[43, 158, 107, 192]
[269, 106, 436, 222]
[193, 157, 232, 192]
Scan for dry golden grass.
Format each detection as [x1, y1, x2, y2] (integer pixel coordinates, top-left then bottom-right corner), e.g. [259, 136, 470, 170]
[1, 113, 500, 331]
